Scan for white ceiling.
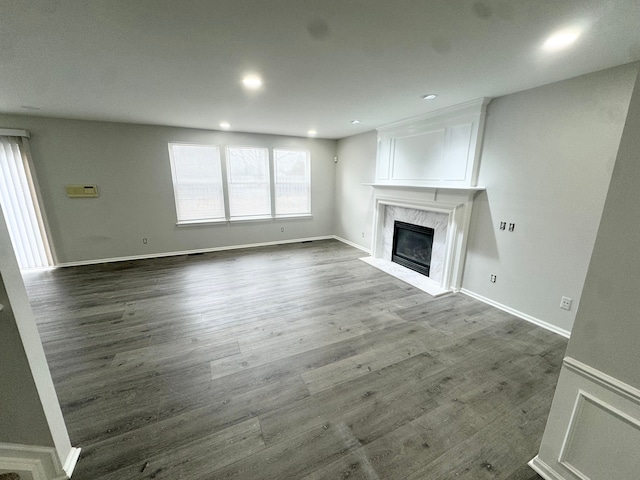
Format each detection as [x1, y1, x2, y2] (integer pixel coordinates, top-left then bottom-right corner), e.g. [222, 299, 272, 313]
[2, 1, 640, 139]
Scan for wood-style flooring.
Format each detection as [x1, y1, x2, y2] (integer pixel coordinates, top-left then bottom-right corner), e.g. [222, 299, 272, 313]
[23, 240, 565, 480]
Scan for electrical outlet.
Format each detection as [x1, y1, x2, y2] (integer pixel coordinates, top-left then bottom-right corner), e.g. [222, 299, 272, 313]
[142, 237, 148, 244]
[499, 222, 506, 230]
[362, 232, 365, 238]
[560, 296, 572, 311]
[509, 223, 515, 232]
[281, 227, 285, 232]
[490, 274, 497, 283]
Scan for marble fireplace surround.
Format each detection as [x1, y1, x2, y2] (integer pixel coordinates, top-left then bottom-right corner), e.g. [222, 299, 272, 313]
[362, 184, 484, 296]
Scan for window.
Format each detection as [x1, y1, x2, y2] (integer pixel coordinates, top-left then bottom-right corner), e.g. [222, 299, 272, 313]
[168, 143, 311, 224]
[274, 149, 311, 216]
[0, 134, 53, 268]
[169, 144, 225, 223]
[226, 146, 270, 219]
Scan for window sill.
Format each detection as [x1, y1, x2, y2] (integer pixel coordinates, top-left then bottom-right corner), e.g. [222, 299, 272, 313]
[229, 215, 273, 224]
[176, 214, 313, 226]
[275, 214, 313, 220]
[176, 219, 228, 227]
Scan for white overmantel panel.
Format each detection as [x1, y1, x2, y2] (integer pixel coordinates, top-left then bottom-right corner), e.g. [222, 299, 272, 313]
[376, 98, 491, 187]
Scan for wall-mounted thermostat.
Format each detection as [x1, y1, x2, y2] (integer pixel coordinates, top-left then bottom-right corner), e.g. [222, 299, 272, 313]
[65, 185, 98, 198]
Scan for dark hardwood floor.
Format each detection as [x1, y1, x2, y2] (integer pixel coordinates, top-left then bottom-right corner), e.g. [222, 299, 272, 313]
[23, 239, 562, 479]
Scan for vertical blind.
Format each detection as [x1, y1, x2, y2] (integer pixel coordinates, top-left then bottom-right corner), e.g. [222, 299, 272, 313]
[0, 136, 52, 268]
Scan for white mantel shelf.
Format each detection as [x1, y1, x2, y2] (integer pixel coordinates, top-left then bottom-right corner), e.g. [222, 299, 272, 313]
[363, 183, 486, 192]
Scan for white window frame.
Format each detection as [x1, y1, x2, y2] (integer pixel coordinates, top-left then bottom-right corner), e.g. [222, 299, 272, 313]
[168, 143, 313, 225]
[168, 143, 227, 225]
[225, 145, 272, 221]
[273, 148, 312, 218]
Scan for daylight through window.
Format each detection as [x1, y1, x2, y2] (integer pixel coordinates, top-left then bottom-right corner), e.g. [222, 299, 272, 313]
[226, 146, 271, 219]
[169, 144, 225, 222]
[274, 149, 311, 216]
[169, 143, 311, 224]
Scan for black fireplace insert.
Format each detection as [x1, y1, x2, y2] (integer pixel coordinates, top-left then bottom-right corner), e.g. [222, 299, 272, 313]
[391, 221, 434, 277]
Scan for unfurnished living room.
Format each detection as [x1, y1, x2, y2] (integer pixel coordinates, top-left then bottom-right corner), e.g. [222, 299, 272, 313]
[1, 2, 640, 480]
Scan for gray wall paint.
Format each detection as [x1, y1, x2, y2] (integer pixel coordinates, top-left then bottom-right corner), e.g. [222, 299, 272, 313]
[566, 66, 640, 387]
[462, 63, 638, 333]
[333, 63, 638, 335]
[0, 274, 54, 447]
[0, 115, 337, 264]
[0, 204, 72, 462]
[334, 130, 377, 248]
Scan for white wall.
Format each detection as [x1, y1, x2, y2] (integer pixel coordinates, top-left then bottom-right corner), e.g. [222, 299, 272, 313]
[0, 115, 337, 264]
[334, 130, 377, 249]
[462, 62, 638, 334]
[565, 66, 640, 387]
[532, 63, 640, 480]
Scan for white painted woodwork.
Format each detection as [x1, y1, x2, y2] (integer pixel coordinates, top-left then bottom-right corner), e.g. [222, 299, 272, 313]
[530, 358, 640, 480]
[375, 98, 489, 188]
[0, 442, 78, 480]
[366, 184, 483, 293]
[461, 289, 571, 339]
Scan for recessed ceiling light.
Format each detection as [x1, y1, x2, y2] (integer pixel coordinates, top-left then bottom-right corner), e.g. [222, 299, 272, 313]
[543, 29, 581, 51]
[242, 74, 262, 90]
[219, 122, 231, 129]
[307, 130, 317, 136]
[421, 94, 438, 100]
[350, 120, 361, 124]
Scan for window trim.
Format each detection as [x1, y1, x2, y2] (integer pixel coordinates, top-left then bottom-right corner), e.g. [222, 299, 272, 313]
[168, 142, 227, 224]
[273, 147, 312, 218]
[169, 142, 313, 226]
[225, 145, 272, 220]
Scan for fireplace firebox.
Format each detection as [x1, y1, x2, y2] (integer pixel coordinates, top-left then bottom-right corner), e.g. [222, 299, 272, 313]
[391, 221, 434, 277]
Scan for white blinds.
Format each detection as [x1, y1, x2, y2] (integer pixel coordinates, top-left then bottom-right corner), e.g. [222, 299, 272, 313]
[274, 149, 311, 216]
[226, 147, 271, 218]
[0, 136, 52, 268]
[169, 144, 225, 222]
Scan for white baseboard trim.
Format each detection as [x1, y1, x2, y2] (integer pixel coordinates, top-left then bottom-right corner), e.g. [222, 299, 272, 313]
[459, 288, 571, 338]
[528, 456, 565, 480]
[0, 443, 68, 480]
[332, 235, 371, 254]
[55, 236, 335, 267]
[62, 447, 81, 478]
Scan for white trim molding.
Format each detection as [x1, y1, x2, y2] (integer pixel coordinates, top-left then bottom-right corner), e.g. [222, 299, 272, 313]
[460, 288, 571, 338]
[333, 235, 371, 254]
[0, 443, 77, 480]
[366, 187, 481, 293]
[0, 128, 30, 138]
[530, 357, 640, 480]
[62, 447, 81, 478]
[563, 357, 640, 404]
[529, 456, 565, 480]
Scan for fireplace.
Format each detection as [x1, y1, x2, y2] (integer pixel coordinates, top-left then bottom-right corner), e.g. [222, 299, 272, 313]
[391, 221, 435, 277]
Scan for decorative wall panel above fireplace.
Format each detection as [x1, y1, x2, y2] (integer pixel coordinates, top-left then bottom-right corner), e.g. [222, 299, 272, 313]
[363, 99, 490, 295]
[375, 98, 490, 188]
